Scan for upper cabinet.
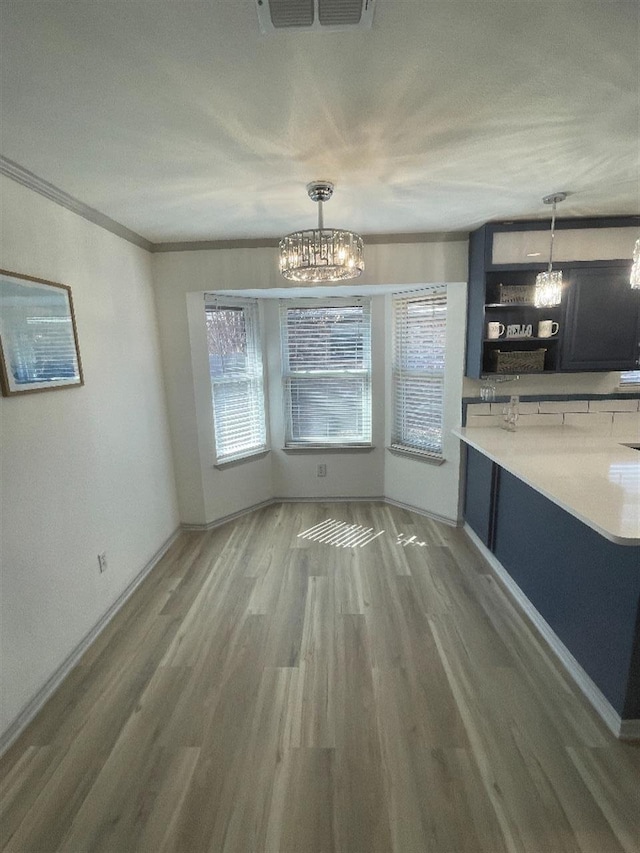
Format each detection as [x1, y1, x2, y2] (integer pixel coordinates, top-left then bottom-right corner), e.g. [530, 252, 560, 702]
[491, 227, 639, 266]
[560, 266, 640, 372]
[465, 217, 640, 378]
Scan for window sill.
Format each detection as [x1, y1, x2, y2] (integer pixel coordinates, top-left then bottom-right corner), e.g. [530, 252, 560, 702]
[214, 448, 270, 469]
[282, 444, 375, 454]
[387, 445, 445, 465]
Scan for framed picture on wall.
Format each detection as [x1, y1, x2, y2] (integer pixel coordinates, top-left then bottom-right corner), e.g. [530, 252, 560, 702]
[0, 268, 84, 396]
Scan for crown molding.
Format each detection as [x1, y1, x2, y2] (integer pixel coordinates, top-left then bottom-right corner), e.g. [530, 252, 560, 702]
[0, 156, 153, 252]
[1, 156, 468, 254]
[153, 230, 468, 253]
[153, 237, 281, 253]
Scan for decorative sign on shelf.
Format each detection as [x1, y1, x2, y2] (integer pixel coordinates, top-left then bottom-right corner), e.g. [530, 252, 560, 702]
[506, 323, 533, 339]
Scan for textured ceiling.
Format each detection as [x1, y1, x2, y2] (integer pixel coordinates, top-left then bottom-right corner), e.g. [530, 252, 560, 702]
[1, 0, 638, 243]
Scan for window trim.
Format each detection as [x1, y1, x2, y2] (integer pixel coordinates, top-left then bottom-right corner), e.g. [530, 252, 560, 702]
[280, 297, 373, 449]
[205, 295, 268, 465]
[387, 444, 446, 465]
[214, 447, 270, 469]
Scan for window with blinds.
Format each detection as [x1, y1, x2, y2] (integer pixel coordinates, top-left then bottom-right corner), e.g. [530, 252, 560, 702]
[205, 297, 267, 464]
[280, 300, 372, 446]
[392, 289, 447, 458]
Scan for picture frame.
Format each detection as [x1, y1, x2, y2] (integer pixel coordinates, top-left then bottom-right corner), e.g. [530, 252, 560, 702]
[0, 268, 84, 396]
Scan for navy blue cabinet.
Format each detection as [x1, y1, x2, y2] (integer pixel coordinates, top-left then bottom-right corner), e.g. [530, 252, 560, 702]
[463, 445, 498, 548]
[465, 217, 640, 377]
[492, 469, 640, 718]
[463, 450, 640, 721]
[559, 266, 640, 372]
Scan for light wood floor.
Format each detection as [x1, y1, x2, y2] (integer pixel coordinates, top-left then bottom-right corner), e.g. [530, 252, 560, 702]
[2, 502, 639, 852]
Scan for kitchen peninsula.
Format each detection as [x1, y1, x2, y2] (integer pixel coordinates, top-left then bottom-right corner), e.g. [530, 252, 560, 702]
[455, 420, 640, 739]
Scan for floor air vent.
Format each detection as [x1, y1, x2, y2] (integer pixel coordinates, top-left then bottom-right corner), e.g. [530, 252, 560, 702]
[257, 0, 375, 33]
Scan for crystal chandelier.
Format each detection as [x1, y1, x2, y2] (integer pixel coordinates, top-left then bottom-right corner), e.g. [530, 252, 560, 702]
[279, 181, 364, 282]
[534, 192, 566, 308]
[631, 238, 640, 289]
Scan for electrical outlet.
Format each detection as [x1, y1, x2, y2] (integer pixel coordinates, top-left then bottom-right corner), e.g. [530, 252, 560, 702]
[97, 552, 108, 573]
[317, 463, 327, 478]
[510, 395, 520, 406]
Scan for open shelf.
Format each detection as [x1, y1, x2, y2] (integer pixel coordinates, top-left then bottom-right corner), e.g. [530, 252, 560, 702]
[483, 336, 559, 343]
[485, 302, 538, 309]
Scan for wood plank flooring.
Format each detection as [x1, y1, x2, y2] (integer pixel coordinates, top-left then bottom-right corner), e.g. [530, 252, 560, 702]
[1, 502, 639, 852]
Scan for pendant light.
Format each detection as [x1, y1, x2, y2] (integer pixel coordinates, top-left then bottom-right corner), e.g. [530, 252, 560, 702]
[631, 238, 640, 289]
[534, 192, 566, 308]
[279, 181, 364, 282]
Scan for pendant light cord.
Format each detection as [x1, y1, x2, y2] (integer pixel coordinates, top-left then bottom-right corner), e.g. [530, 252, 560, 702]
[317, 200, 324, 230]
[548, 199, 557, 273]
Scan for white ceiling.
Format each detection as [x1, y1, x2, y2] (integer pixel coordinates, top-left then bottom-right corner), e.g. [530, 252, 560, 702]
[1, 0, 638, 244]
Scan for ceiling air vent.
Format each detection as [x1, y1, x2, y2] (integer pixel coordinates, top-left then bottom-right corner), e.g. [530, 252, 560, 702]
[257, 0, 375, 33]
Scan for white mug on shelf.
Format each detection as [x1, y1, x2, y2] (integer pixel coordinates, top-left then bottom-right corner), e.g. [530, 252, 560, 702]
[487, 322, 506, 339]
[538, 320, 559, 338]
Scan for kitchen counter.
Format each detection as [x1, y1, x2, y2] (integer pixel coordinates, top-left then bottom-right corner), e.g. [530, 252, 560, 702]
[453, 425, 640, 545]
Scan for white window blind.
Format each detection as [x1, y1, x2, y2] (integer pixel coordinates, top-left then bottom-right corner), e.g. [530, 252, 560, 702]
[280, 300, 372, 446]
[392, 289, 447, 457]
[205, 297, 267, 464]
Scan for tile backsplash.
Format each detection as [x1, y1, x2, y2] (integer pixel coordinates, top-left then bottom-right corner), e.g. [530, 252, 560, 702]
[464, 397, 640, 434]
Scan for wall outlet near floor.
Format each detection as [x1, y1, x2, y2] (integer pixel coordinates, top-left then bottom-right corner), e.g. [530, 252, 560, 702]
[510, 395, 520, 407]
[316, 463, 327, 478]
[97, 552, 108, 574]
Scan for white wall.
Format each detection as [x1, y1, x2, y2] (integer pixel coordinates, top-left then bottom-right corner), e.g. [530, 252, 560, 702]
[152, 239, 469, 527]
[152, 250, 279, 525]
[0, 177, 179, 740]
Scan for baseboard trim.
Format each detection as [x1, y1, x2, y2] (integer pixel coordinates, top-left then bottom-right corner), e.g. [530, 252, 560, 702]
[619, 719, 640, 740]
[463, 523, 639, 741]
[0, 527, 182, 757]
[180, 498, 276, 531]
[275, 495, 385, 504]
[182, 496, 459, 531]
[181, 497, 387, 530]
[383, 497, 459, 527]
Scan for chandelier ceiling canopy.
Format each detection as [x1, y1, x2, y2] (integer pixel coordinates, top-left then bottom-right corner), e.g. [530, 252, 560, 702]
[279, 182, 364, 282]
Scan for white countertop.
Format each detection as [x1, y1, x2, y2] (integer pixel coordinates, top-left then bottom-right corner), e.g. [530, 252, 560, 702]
[453, 426, 640, 545]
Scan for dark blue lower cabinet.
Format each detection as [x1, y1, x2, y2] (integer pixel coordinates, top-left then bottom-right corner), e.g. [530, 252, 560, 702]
[464, 446, 498, 548]
[492, 469, 640, 719]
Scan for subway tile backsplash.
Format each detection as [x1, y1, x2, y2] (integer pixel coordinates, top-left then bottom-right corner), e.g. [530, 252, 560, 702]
[563, 412, 613, 434]
[516, 413, 564, 427]
[490, 401, 539, 415]
[538, 400, 589, 414]
[464, 396, 640, 431]
[589, 399, 640, 413]
[466, 414, 503, 428]
[611, 411, 640, 439]
[466, 403, 492, 417]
